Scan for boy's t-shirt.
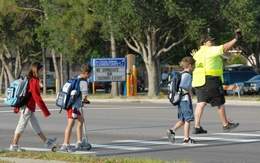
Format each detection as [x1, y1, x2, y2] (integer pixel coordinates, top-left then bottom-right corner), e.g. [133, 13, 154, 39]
[179, 72, 192, 101]
[72, 76, 88, 109]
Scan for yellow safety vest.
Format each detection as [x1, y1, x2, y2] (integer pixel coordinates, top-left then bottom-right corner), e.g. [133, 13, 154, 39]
[192, 45, 224, 87]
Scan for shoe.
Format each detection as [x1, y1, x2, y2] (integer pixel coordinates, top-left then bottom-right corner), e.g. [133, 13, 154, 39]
[183, 138, 195, 144]
[166, 129, 175, 143]
[9, 144, 24, 152]
[223, 122, 239, 131]
[59, 144, 75, 152]
[75, 141, 83, 150]
[193, 126, 207, 134]
[44, 137, 57, 148]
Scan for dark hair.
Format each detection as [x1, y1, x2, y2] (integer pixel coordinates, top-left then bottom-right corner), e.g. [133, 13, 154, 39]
[27, 62, 43, 78]
[81, 64, 92, 73]
[200, 34, 215, 45]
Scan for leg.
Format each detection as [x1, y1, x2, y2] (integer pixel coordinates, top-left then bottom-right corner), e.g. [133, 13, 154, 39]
[63, 119, 75, 145]
[11, 109, 31, 145]
[173, 121, 184, 132]
[184, 121, 191, 140]
[76, 115, 84, 143]
[217, 105, 229, 126]
[194, 102, 207, 128]
[29, 112, 46, 143]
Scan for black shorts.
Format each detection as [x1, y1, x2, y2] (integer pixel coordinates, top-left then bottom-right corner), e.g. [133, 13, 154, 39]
[195, 76, 225, 107]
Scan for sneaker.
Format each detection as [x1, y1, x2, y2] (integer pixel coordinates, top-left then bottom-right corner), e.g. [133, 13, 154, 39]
[9, 144, 24, 152]
[223, 122, 239, 131]
[59, 144, 75, 152]
[166, 129, 175, 143]
[193, 126, 207, 134]
[75, 141, 83, 150]
[183, 138, 195, 144]
[44, 137, 57, 148]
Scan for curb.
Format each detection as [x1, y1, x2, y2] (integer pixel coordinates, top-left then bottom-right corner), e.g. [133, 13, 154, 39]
[0, 97, 259, 106]
[0, 157, 66, 163]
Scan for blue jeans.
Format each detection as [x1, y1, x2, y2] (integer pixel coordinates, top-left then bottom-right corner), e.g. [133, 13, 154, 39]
[177, 100, 194, 122]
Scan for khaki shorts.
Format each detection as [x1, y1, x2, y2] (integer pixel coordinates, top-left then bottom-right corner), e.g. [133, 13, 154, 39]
[15, 108, 42, 134]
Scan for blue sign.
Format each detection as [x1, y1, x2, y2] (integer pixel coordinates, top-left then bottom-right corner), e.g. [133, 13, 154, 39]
[92, 58, 126, 82]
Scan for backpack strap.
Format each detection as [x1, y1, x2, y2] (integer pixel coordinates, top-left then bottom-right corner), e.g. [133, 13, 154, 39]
[179, 71, 191, 96]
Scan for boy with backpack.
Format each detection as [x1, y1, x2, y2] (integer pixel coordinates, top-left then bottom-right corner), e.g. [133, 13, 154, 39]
[167, 56, 195, 144]
[9, 62, 56, 151]
[59, 64, 92, 152]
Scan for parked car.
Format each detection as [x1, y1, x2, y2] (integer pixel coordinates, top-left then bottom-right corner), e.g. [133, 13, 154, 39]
[243, 75, 260, 94]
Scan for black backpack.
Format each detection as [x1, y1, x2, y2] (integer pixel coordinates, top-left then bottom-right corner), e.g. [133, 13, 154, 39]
[167, 71, 188, 106]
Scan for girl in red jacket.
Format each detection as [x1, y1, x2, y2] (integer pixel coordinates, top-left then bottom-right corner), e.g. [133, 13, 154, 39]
[9, 62, 56, 151]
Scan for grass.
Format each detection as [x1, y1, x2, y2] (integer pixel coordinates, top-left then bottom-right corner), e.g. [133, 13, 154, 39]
[0, 160, 13, 163]
[0, 151, 190, 163]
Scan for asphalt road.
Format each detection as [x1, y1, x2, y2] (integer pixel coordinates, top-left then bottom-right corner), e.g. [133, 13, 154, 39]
[0, 101, 260, 163]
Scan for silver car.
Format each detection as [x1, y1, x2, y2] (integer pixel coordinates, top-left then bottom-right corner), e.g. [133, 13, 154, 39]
[243, 75, 260, 94]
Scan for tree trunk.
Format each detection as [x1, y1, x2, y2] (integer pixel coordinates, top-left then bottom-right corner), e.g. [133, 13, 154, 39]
[110, 30, 119, 96]
[0, 53, 14, 82]
[42, 47, 47, 95]
[51, 49, 60, 95]
[14, 47, 22, 78]
[145, 59, 160, 97]
[59, 53, 64, 86]
[0, 64, 4, 94]
[4, 69, 8, 92]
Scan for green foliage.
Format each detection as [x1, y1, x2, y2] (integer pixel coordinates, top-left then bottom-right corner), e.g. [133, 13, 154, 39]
[226, 54, 247, 65]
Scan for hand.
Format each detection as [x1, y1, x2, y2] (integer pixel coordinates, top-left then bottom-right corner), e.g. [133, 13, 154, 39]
[83, 100, 90, 104]
[235, 29, 242, 41]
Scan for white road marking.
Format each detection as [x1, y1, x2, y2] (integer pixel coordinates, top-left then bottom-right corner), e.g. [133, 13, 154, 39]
[20, 147, 95, 154]
[113, 140, 208, 146]
[163, 136, 260, 143]
[91, 144, 150, 151]
[213, 133, 260, 137]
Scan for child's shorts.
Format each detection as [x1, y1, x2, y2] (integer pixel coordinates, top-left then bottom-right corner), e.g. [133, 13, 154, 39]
[177, 100, 194, 122]
[66, 107, 81, 119]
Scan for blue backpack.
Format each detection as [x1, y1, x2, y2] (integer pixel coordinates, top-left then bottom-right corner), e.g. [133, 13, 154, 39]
[167, 71, 188, 106]
[56, 77, 82, 110]
[4, 76, 30, 107]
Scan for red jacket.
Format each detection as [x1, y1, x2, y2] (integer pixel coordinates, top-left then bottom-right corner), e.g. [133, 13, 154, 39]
[26, 77, 50, 117]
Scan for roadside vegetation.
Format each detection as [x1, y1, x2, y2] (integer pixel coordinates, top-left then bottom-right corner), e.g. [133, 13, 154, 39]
[0, 151, 190, 163]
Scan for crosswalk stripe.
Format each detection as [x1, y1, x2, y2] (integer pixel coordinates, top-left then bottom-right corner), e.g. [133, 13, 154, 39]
[113, 140, 207, 146]
[213, 133, 260, 137]
[21, 147, 95, 154]
[91, 144, 150, 151]
[163, 136, 260, 143]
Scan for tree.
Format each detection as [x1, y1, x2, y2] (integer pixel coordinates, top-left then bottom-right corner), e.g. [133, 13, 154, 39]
[37, 0, 98, 94]
[0, 0, 42, 93]
[222, 0, 260, 71]
[113, 0, 207, 96]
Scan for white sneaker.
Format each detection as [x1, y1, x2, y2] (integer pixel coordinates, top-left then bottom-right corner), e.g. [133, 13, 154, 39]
[75, 141, 83, 150]
[44, 138, 57, 148]
[9, 144, 24, 152]
[59, 144, 74, 152]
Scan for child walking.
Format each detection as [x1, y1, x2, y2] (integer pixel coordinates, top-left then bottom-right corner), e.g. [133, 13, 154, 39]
[10, 62, 56, 151]
[167, 56, 195, 144]
[60, 64, 92, 152]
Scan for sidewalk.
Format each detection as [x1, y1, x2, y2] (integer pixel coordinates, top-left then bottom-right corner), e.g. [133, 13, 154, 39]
[0, 157, 66, 163]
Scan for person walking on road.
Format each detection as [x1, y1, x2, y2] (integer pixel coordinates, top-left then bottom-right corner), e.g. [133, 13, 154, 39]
[167, 56, 195, 144]
[192, 29, 241, 134]
[59, 64, 92, 152]
[10, 62, 56, 151]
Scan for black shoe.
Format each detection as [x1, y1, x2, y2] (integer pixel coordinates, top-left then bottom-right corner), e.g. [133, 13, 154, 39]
[166, 129, 175, 143]
[223, 122, 239, 131]
[183, 137, 196, 144]
[193, 126, 207, 134]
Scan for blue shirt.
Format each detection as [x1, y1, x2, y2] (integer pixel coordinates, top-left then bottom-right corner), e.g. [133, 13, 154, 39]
[179, 72, 192, 101]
